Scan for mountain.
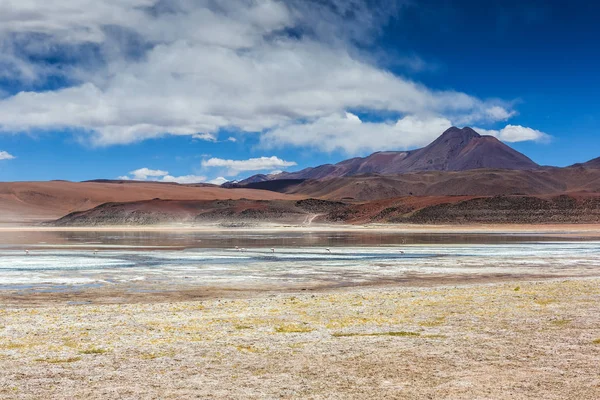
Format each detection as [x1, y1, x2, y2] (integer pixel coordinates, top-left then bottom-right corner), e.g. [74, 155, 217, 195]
[572, 157, 600, 169]
[237, 127, 539, 184]
[238, 164, 600, 202]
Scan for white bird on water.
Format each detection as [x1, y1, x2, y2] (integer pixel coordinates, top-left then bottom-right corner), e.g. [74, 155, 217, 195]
[24, 249, 29, 255]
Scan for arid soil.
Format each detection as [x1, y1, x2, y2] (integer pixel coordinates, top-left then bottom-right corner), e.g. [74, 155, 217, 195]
[49, 193, 600, 226]
[0, 181, 302, 225]
[51, 198, 345, 226]
[327, 193, 600, 224]
[2, 279, 600, 399]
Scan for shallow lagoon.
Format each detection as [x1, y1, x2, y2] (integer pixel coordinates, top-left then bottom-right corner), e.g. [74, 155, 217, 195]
[1, 230, 599, 293]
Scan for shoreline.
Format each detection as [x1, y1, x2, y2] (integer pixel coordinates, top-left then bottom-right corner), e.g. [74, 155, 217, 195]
[0, 273, 584, 308]
[1, 222, 600, 235]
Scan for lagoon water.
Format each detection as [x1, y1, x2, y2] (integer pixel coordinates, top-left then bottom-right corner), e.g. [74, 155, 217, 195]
[1, 230, 600, 292]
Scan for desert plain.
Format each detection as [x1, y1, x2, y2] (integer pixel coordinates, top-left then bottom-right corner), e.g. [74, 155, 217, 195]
[2, 275, 600, 399]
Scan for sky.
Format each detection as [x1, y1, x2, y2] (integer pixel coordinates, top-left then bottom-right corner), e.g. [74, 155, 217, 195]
[0, 0, 598, 183]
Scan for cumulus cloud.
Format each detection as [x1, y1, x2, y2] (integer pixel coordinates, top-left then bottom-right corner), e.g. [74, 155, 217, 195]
[207, 176, 229, 185]
[262, 113, 551, 154]
[0, 0, 523, 149]
[202, 156, 297, 176]
[262, 113, 453, 154]
[119, 167, 206, 184]
[0, 151, 15, 160]
[161, 174, 208, 184]
[128, 167, 168, 180]
[475, 125, 551, 143]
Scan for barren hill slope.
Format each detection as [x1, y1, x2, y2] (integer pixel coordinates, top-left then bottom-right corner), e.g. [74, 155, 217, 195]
[0, 181, 302, 225]
[243, 165, 600, 202]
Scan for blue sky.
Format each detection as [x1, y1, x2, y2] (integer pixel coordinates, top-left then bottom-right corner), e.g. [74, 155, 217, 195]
[0, 0, 598, 182]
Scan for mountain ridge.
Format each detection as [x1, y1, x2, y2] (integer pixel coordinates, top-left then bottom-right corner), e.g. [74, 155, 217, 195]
[237, 126, 539, 185]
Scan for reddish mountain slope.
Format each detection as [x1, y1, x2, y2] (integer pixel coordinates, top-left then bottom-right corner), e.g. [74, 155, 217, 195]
[258, 166, 600, 202]
[239, 127, 539, 184]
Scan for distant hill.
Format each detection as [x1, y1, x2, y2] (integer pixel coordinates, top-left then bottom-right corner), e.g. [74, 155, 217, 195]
[571, 157, 600, 169]
[49, 193, 600, 226]
[237, 127, 539, 184]
[0, 181, 302, 225]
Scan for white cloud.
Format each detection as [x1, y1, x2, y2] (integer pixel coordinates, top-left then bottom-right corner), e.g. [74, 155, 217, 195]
[262, 113, 453, 154]
[261, 113, 551, 154]
[129, 167, 168, 180]
[475, 125, 551, 143]
[161, 174, 207, 184]
[207, 176, 229, 185]
[0, 0, 522, 149]
[0, 151, 15, 160]
[201, 156, 297, 176]
[120, 167, 205, 184]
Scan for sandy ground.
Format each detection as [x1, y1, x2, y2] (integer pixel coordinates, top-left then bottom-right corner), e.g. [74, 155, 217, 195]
[2, 278, 600, 399]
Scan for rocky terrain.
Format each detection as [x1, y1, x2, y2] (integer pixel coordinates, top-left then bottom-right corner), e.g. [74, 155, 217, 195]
[49, 193, 600, 226]
[326, 194, 600, 224]
[51, 198, 346, 226]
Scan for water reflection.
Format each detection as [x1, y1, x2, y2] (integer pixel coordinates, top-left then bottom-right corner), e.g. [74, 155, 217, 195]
[0, 229, 594, 250]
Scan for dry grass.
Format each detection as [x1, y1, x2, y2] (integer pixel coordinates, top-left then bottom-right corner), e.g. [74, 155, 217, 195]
[34, 356, 81, 364]
[79, 347, 108, 355]
[2, 278, 600, 399]
[274, 324, 314, 333]
[332, 331, 421, 338]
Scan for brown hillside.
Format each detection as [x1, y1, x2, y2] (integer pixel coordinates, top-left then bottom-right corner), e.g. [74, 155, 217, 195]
[0, 181, 303, 225]
[281, 166, 600, 201]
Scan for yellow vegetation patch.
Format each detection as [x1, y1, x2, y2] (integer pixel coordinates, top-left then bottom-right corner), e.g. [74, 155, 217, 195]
[140, 350, 175, 360]
[235, 345, 259, 353]
[419, 316, 446, 327]
[274, 324, 314, 333]
[332, 331, 421, 338]
[79, 347, 108, 355]
[0, 342, 26, 350]
[550, 319, 571, 327]
[35, 356, 81, 364]
[534, 298, 556, 306]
